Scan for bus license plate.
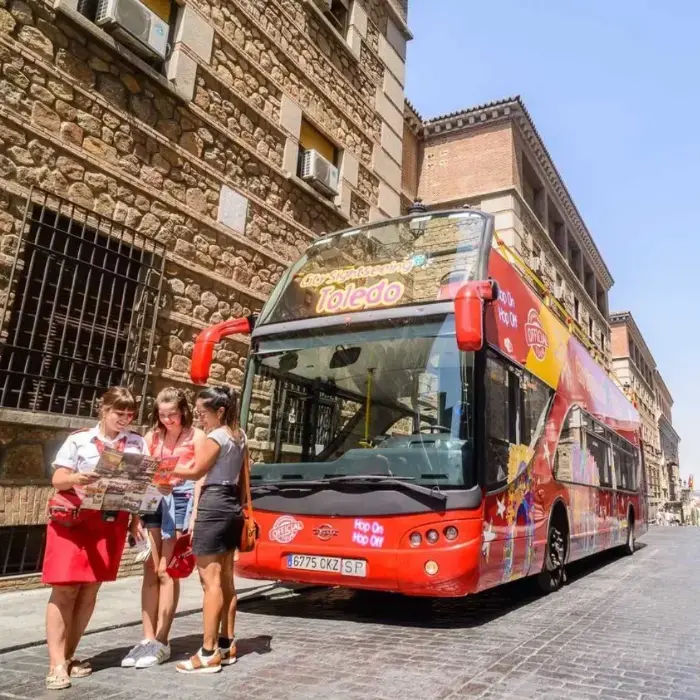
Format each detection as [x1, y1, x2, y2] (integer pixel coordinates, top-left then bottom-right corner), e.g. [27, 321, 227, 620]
[286, 554, 367, 577]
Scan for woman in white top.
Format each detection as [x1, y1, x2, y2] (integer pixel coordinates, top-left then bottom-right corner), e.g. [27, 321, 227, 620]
[43, 387, 146, 690]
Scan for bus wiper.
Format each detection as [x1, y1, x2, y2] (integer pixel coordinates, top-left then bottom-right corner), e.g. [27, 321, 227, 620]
[252, 480, 330, 493]
[253, 476, 447, 504]
[325, 475, 447, 504]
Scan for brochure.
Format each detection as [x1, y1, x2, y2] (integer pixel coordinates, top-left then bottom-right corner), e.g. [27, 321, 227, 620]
[80, 448, 179, 513]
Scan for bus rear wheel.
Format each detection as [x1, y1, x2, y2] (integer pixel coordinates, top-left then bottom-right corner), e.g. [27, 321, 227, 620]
[537, 524, 566, 593]
[623, 511, 635, 555]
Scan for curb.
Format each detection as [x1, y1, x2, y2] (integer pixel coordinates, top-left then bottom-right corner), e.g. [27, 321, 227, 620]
[0, 581, 307, 655]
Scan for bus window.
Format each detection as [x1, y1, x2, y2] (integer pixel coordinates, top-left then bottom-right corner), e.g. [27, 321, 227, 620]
[617, 448, 636, 491]
[613, 447, 623, 489]
[587, 432, 612, 487]
[485, 354, 519, 486]
[520, 374, 552, 446]
[554, 406, 582, 482]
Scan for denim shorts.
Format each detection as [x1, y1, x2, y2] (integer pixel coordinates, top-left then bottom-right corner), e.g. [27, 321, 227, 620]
[140, 495, 176, 540]
[173, 489, 194, 531]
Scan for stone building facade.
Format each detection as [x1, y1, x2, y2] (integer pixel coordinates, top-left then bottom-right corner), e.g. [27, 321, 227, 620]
[402, 96, 613, 369]
[0, 0, 410, 588]
[609, 311, 671, 521]
[655, 370, 681, 510]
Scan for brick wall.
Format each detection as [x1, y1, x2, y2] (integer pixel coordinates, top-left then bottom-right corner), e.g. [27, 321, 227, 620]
[611, 324, 629, 359]
[400, 121, 420, 205]
[418, 123, 516, 205]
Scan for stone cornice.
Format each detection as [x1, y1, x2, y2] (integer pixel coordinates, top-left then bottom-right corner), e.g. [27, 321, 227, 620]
[609, 311, 657, 369]
[403, 99, 422, 135]
[416, 96, 614, 289]
[658, 413, 681, 442]
[654, 368, 674, 405]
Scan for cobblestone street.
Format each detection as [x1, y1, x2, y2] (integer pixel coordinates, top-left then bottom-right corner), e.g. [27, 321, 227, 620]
[1, 527, 698, 700]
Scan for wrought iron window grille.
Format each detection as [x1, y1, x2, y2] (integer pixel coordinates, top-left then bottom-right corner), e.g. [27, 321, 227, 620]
[0, 187, 166, 422]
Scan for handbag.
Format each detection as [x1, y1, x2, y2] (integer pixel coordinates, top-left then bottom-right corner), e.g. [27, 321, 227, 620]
[47, 489, 89, 528]
[166, 532, 195, 578]
[238, 445, 258, 553]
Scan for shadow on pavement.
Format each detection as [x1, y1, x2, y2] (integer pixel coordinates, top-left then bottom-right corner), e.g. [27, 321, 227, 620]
[237, 545, 639, 630]
[87, 634, 273, 672]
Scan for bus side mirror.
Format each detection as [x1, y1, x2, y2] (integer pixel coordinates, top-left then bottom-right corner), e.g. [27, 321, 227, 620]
[190, 315, 255, 385]
[454, 280, 499, 351]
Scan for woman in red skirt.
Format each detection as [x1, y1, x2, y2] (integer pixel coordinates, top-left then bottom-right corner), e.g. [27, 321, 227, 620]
[43, 387, 147, 690]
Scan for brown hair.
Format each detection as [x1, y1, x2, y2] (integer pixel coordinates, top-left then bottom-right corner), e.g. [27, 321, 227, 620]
[98, 386, 137, 416]
[196, 386, 242, 439]
[151, 387, 193, 431]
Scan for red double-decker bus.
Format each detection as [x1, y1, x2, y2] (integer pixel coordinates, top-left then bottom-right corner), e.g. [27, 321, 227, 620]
[191, 208, 645, 596]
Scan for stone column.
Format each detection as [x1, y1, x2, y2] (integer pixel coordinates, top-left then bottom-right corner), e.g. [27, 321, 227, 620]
[370, 16, 408, 221]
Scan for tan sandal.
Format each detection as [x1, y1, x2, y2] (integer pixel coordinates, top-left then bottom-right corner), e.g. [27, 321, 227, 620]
[46, 662, 71, 690]
[69, 658, 92, 678]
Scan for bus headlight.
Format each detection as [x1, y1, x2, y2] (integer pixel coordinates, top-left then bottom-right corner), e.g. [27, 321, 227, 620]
[409, 532, 422, 547]
[425, 529, 439, 544]
[443, 526, 458, 540]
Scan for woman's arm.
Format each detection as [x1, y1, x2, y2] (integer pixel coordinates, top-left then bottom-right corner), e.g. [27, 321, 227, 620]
[52, 467, 98, 491]
[173, 436, 220, 480]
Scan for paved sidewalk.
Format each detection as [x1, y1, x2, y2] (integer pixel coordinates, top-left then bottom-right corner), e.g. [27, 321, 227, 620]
[0, 573, 284, 652]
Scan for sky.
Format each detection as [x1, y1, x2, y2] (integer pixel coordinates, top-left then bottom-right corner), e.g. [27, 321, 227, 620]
[405, 0, 699, 480]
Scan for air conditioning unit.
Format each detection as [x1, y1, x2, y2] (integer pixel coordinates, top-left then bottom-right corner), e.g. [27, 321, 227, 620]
[299, 149, 339, 196]
[529, 255, 541, 273]
[553, 280, 566, 299]
[96, 0, 169, 61]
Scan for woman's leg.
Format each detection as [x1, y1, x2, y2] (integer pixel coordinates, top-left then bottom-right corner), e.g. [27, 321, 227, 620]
[141, 528, 162, 641]
[65, 583, 101, 661]
[46, 585, 80, 669]
[154, 534, 178, 644]
[219, 550, 237, 642]
[196, 554, 224, 651]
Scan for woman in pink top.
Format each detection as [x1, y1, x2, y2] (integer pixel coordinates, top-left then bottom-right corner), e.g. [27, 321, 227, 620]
[121, 388, 205, 669]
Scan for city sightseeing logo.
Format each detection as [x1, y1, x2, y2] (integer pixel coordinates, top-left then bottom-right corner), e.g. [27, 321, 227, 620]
[269, 515, 304, 544]
[525, 308, 548, 360]
[313, 524, 339, 541]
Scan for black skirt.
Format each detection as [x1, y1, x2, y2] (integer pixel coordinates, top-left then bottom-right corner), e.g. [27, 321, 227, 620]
[192, 485, 243, 556]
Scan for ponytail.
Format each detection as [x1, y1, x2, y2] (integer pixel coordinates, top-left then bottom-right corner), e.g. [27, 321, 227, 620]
[196, 385, 239, 430]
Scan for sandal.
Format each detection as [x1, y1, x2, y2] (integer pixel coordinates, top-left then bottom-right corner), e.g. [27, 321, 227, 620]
[46, 662, 71, 690]
[68, 658, 92, 678]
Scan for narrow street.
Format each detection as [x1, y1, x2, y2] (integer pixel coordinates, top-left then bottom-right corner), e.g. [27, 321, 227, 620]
[1, 527, 698, 700]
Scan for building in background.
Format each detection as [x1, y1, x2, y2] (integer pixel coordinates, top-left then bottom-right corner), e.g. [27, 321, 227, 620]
[0, 0, 410, 588]
[655, 370, 682, 515]
[402, 96, 612, 369]
[609, 311, 670, 521]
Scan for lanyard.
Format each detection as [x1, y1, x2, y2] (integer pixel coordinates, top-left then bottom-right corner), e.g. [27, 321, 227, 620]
[93, 435, 128, 454]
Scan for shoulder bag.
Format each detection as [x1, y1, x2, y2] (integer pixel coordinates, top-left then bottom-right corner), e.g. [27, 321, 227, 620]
[47, 488, 88, 528]
[238, 445, 259, 552]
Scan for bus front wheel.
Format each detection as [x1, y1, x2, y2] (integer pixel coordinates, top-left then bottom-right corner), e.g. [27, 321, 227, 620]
[537, 523, 567, 593]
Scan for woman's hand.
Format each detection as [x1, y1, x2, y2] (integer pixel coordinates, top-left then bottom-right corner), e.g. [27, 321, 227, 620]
[129, 515, 145, 542]
[72, 472, 100, 487]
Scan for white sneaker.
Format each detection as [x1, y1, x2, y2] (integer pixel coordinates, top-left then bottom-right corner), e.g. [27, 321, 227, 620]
[135, 640, 171, 668]
[121, 640, 150, 668]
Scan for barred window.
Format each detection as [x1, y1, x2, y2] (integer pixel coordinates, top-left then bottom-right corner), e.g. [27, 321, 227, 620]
[0, 190, 165, 419]
[0, 525, 46, 577]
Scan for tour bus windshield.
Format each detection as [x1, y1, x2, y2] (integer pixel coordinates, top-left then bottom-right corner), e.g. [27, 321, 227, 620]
[257, 210, 490, 326]
[246, 317, 475, 488]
